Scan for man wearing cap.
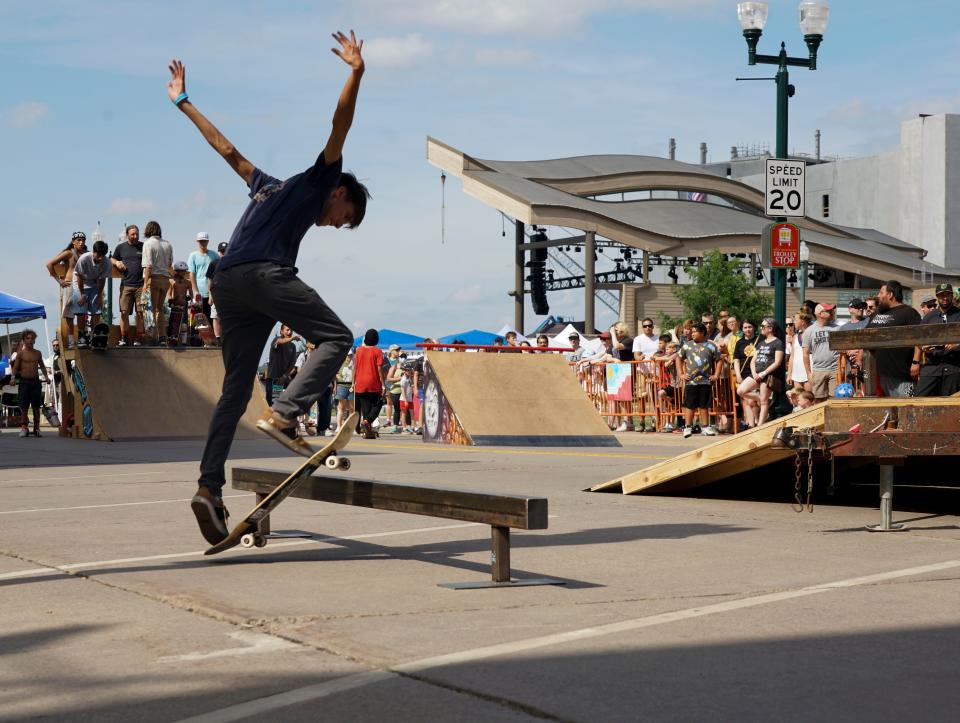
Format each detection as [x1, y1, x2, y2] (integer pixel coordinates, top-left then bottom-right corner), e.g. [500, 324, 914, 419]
[914, 283, 960, 397]
[802, 303, 841, 402]
[866, 280, 922, 397]
[73, 239, 112, 348]
[112, 224, 145, 346]
[187, 232, 219, 319]
[563, 331, 585, 363]
[919, 297, 937, 317]
[837, 298, 868, 387]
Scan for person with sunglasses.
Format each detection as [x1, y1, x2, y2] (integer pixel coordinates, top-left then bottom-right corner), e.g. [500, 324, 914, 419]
[739, 318, 785, 426]
[914, 283, 960, 397]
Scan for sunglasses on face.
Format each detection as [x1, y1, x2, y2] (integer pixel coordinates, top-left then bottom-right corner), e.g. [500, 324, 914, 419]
[642, 324, 653, 328]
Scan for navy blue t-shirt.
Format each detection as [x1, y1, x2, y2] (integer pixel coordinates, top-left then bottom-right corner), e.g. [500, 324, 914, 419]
[218, 153, 343, 272]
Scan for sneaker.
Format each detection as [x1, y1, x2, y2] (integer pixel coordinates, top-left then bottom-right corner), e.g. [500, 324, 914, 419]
[683, 427, 693, 439]
[77, 336, 89, 349]
[132, 340, 142, 347]
[662, 423, 674, 433]
[256, 412, 313, 457]
[117, 337, 128, 347]
[191, 487, 230, 545]
[18, 428, 28, 438]
[702, 425, 718, 436]
[615, 422, 628, 432]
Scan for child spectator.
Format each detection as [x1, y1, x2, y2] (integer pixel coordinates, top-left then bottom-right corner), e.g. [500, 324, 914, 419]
[11, 329, 49, 437]
[167, 261, 191, 345]
[400, 365, 415, 433]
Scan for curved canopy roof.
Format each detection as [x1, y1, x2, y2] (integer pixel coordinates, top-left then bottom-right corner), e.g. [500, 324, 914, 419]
[427, 137, 959, 286]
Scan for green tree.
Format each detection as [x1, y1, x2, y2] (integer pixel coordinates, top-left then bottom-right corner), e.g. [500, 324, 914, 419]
[660, 250, 772, 329]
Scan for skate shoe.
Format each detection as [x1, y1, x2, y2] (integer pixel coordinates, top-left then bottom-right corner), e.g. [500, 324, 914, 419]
[257, 411, 313, 458]
[191, 486, 230, 544]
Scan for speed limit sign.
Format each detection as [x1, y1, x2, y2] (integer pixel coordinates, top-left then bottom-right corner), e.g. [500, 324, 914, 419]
[765, 158, 806, 217]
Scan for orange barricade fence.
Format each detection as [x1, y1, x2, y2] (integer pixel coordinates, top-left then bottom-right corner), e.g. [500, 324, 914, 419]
[573, 360, 738, 433]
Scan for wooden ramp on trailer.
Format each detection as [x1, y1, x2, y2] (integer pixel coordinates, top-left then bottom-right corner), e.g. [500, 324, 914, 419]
[592, 398, 960, 495]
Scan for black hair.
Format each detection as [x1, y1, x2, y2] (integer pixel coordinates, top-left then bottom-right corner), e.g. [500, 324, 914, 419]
[92, 240, 108, 256]
[882, 280, 904, 302]
[692, 322, 707, 335]
[363, 328, 379, 346]
[339, 172, 370, 228]
[658, 333, 672, 343]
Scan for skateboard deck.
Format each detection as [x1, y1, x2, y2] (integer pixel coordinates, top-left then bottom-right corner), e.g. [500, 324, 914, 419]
[205, 411, 359, 555]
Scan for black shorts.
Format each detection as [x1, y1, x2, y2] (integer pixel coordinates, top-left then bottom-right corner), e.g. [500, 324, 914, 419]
[17, 378, 43, 410]
[683, 383, 712, 410]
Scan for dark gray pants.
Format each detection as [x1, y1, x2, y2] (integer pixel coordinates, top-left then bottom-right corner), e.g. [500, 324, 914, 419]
[198, 262, 353, 493]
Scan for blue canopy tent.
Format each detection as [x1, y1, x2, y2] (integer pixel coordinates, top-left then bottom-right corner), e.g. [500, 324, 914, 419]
[437, 329, 500, 346]
[352, 328, 424, 350]
[0, 291, 49, 358]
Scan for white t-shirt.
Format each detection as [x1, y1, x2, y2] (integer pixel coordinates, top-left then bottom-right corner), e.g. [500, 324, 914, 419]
[142, 236, 174, 278]
[632, 333, 660, 358]
[791, 334, 808, 382]
[72, 251, 110, 288]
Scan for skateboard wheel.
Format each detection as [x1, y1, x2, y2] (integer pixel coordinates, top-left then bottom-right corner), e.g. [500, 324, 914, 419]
[338, 457, 351, 470]
[253, 534, 267, 548]
[240, 533, 256, 548]
[324, 455, 340, 470]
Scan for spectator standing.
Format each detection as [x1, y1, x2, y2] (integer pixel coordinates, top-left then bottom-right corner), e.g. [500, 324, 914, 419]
[743, 318, 785, 426]
[385, 348, 403, 431]
[788, 312, 812, 391]
[205, 241, 228, 343]
[45, 232, 87, 349]
[10, 329, 49, 437]
[399, 365, 415, 433]
[865, 297, 877, 318]
[733, 320, 759, 428]
[334, 349, 354, 431]
[701, 313, 717, 343]
[840, 299, 869, 331]
[188, 232, 219, 319]
[353, 328, 385, 438]
[73, 240, 111, 348]
[723, 316, 743, 362]
[112, 224, 145, 346]
[677, 322, 722, 438]
[918, 297, 936, 317]
[802, 303, 840, 402]
[632, 318, 659, 359]
[264, 325, 300, 406]
[914, 283, 960, 397]
[563, 332, 585, 362]
[866, 280, 921, 398]
[141, 220, 174, 345]
[167, 261, 192, 345]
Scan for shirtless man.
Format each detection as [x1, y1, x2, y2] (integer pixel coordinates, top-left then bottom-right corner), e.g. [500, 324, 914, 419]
[11, 330, 50, 437]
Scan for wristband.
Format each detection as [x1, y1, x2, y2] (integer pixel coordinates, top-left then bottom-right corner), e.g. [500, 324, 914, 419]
[911, 361, 920, 365]
[173, 92, 189, 107]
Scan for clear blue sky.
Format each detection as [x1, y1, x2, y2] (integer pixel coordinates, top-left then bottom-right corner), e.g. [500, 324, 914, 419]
[3, 0, 959, 345]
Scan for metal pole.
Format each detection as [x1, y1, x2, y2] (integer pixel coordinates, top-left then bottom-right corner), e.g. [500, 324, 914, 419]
[514, 221, 524, 333]
[800, 259, 808, 306]
[773, 46, 789, 328]
[584, 231, 596, 334]
[866, 465, 907, 532]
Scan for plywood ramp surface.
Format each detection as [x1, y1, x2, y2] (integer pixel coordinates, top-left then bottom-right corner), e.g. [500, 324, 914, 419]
[74, 348, 267, 440]
[427, 352, 618, 446]
[594, 397, 960, 495]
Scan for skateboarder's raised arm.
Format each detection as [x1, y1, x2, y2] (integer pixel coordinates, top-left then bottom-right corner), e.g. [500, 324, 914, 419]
[166, 59, 255, 185]
[323, 30, 365, 165]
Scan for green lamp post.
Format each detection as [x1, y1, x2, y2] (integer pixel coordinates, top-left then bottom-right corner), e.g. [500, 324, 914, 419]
[737, 1, 829, 326]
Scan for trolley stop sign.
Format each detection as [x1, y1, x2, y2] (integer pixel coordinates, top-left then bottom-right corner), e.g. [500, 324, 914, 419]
[765, 158, 806, 217]
[761, 222, 801, 269]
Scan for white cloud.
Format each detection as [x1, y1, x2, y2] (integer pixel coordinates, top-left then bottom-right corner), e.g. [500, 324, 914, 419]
[474, 48, 536, 66]
[449, 284, 486, 303]
[351, 320, 367, 331]
[5, 101, 48, 129]
[363, 33, 433, 68]
[106, 197, 158, 215]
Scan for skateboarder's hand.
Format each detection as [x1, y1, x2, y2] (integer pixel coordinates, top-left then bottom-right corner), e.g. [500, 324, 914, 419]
[331, 30, 364, 72]
[166, 59, 187, 103]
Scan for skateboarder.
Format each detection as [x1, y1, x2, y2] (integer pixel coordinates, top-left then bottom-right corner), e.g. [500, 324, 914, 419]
[169, 31, 370, 543]
[10, 329, 50, 437]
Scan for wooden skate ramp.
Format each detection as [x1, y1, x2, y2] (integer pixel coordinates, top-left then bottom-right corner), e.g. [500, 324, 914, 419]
[593, 398, 960, 494]
[64, 348, 267, 441]
[423, 352, 619, 447]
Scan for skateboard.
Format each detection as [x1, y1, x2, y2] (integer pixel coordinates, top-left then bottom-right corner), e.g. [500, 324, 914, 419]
[167, 304, 187, 346]
[204, 411, 359, 555]
[90, 323, 109, 350]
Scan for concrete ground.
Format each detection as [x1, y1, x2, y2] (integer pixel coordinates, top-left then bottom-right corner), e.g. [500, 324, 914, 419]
[1, 426, 959, 722]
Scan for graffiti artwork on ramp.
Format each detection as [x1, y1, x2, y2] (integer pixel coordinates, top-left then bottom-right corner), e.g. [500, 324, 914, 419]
[60, 348, 268, 441]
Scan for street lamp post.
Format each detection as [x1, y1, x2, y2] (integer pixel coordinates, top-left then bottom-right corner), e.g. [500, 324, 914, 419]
[799, 239, 810, 306]
[737, 1, 829, 326]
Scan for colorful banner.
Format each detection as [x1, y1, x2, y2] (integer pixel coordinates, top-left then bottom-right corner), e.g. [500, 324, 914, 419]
[605, 363, 633, 401]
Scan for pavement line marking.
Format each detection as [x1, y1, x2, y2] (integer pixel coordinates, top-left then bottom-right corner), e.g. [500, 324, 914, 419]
[158, 630, 303, 663]
[0, 521, 484, 581]
[364, 442, 670, 461]
[175, 557, 960, 723]
[0, 470, 178, 484]
[0, 493, 251, 516]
